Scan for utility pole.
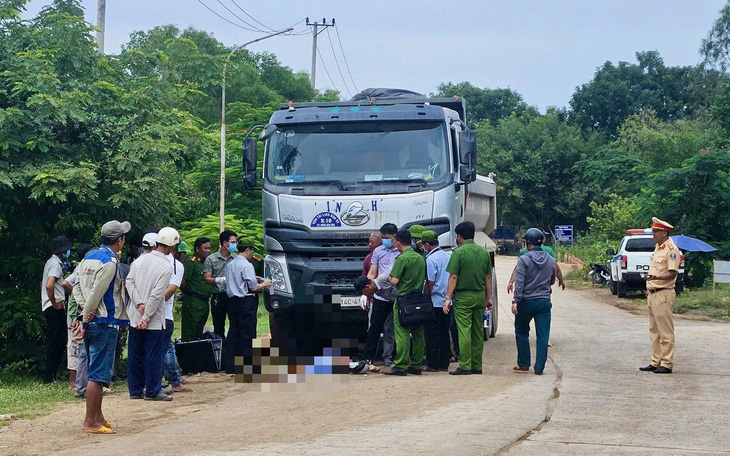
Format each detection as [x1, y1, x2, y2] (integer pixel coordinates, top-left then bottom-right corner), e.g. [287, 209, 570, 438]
[96, 0, 106, 53]
[219, 28, 293, 233]
[306, 17, 335, 90]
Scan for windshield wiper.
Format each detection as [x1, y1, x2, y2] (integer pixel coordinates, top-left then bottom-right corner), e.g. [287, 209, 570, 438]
[279, 179, 350, 190]
[380, 178, 428, 186]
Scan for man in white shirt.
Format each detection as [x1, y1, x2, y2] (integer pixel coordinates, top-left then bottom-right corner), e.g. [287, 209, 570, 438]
[162, 244, 190, 392]
[126, 227, 175, 401]
[41, 235, 72, 384]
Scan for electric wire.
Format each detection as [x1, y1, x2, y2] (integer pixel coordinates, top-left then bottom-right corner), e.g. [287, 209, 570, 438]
[325, 27, 353, 98]
[215, 0, 268, 32]
[316, 45, 341, 95]
[334, 25, 359, 93]
[229, 0, 277, 32]
[197, 0, 264, 32]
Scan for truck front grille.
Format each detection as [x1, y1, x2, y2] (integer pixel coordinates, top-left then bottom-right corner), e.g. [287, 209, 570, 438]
[313, 239, 369, 248]
[311, 271, 362, 287]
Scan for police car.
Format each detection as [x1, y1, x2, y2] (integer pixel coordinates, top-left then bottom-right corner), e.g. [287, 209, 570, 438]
[607, 229, 684, 298]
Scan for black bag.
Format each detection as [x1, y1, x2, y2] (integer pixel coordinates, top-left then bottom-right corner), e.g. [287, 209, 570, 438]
[397, 291, 435, 327]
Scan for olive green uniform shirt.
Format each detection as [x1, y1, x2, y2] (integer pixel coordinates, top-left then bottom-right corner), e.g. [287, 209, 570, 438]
[183, 257, 213, 298]
[389, 248, 426, 297]
[446, 240, 493, 304]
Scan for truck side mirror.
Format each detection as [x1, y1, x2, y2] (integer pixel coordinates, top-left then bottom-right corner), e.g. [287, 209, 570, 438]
[606, 248, 616, 256]
[243, 137, 257, 189]
[459, 164, 476, 184]
[459, 130, 477, 165]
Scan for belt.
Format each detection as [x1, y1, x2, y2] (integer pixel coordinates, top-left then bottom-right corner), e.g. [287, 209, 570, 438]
[648, 288, 672, 294]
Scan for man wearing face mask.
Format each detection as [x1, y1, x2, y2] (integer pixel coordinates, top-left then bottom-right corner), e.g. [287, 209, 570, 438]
[41, 235, 73, 384]
[367, 223, 399, 365]
[409, 224, 427, 257]
[203, 230, 237, 340]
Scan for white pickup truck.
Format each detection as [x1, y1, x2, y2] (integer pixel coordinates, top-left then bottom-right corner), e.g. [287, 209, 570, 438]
[607, 229, 685, 298]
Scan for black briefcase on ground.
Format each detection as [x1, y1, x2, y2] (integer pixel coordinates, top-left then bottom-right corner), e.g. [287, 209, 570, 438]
[175, 338, 222, 374]
[397, 291, 435, 327]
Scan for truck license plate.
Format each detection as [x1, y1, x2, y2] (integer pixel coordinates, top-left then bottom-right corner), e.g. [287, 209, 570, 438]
[340, 296, 361, 308]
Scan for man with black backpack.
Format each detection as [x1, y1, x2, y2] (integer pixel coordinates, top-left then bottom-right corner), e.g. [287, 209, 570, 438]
[384, 229, 427, 376]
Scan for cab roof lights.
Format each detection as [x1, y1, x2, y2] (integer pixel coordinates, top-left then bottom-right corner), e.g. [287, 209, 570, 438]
[626, 228, 652, 234]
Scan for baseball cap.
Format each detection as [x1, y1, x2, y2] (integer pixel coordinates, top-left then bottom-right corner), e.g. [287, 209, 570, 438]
[101, 220, 131, 238]
[408, 224, 425, 239]
[352, 275, 370, 293]
[142, 232, 158, 248]
[157, 227, 180, 247]
[421, 230, 438, 243]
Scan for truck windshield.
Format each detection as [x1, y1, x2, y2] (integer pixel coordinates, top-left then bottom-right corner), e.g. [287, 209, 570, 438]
[264, 122, 449, 188]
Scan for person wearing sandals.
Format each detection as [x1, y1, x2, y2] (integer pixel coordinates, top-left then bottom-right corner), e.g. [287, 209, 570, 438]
[511, 228, 557, 375]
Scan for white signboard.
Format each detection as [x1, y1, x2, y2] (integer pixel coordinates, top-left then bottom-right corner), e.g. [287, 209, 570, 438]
[713, 260, 730, 289]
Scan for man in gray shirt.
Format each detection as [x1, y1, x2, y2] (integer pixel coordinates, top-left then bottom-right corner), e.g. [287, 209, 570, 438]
[512, 228, 556, 376]
[203, 230, 237, 340]
[126, 227, 176, 401]
[223, 238, 272, 375]
[366, 223, 400, 365]
[41, 235, 72, 384]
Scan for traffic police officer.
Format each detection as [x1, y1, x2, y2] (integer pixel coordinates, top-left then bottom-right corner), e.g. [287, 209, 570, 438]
[443, 221, 493, 375]
[640, 217, 680, 374]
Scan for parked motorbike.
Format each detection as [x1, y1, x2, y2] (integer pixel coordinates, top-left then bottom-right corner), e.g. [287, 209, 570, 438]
[588, 263, 611, 287]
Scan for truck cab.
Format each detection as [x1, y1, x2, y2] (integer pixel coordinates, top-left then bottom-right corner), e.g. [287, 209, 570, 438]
[242, 91, 498, 342]
[608, 229, 685, 298]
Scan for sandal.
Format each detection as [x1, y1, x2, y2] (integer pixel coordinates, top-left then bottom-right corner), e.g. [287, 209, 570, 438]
[512, 366, 529, 372]
[171, 385, 193, 393]
[83, 426, 116, 434]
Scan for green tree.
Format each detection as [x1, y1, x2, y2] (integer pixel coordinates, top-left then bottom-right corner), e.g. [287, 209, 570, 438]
[586, 195, 643, 242]
[701, 1, 730, 71]
[435, 81, 538, 127]
[569, 51, 725, 138]
[476, 110, 596, 231]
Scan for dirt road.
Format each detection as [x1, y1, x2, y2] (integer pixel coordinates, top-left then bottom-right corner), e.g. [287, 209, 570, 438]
[2, 256, 729, 455]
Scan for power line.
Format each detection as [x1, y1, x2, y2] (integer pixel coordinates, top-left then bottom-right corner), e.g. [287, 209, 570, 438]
[334, 25, 359, 94]
[229, 0, 276, 32]
[316, 45, 341, 95]
[197, 0, 264, 32]
[215, 0, 267, 32]
[325, 27, 352, 98]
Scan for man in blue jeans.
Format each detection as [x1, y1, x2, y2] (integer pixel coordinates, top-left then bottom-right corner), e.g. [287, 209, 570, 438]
[73, 220, 131, 434]
[511, 228, 556, 375]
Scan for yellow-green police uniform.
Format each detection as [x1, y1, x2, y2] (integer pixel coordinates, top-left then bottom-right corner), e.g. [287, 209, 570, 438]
[647, 237, 680, 370]
[181, 257, 213, 341]
[390, 248, 427, 371]
[446, 240, 493, 371]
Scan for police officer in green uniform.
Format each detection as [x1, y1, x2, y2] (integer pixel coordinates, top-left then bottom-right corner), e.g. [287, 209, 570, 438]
[181, 237, 214, 341]
[384, 229, 427, 376]
[444, 221, 493, 375]
[409, 224, 427, 257]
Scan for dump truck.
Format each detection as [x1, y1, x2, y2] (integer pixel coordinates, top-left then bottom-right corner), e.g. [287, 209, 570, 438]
[242, 89, 498, 343]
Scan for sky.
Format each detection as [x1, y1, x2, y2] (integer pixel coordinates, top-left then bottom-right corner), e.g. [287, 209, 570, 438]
[22, 0, 728, 111]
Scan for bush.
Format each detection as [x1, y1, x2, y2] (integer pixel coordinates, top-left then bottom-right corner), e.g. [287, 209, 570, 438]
[0, 288, 45, 367]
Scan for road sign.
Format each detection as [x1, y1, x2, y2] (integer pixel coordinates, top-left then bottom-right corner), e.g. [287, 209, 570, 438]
[555, 225, 573, 244]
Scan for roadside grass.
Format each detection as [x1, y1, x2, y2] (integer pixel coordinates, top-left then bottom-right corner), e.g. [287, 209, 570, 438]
[0, 373, 76, 424]
[676, 285, 730, 319]
[2, 297, 270, 428]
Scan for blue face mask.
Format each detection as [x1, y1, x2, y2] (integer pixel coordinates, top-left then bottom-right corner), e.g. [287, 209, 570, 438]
[64, 249, 71, 258]
[411, 241, 418, 249]
[382, 238, 393, 248]
[227, 242, 238, 253]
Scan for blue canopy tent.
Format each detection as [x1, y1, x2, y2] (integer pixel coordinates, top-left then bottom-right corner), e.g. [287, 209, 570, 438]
[670, 235, 718, 253]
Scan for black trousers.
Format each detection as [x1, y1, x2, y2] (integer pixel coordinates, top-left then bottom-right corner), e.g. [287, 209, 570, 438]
[362, 299, 394, 362]
[224, 295, 258, 374]
[425, 307, 452, 370]
[43, 307, 67, 382]
[211, 292, 229, 340]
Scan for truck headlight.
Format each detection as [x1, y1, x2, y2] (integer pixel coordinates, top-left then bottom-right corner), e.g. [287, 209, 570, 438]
[265, 256, 290, 293]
